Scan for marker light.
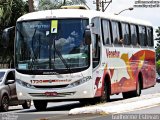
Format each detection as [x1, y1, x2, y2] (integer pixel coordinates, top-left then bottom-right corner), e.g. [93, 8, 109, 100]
[67, 76, 91, 88]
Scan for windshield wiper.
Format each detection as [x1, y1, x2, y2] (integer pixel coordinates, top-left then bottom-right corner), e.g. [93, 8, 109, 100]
[54, 46, 72, 73]
[30, 29, 39, 70]
[16, 26, 38, 71]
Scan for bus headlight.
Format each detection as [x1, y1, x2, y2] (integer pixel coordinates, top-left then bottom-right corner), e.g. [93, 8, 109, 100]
[67, 76, 91, 88]
[16, 79, 35, 89]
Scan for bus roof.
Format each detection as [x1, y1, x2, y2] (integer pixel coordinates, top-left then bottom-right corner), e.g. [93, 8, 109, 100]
[17, 9, 152, 27]
[60, 5, 89, 10]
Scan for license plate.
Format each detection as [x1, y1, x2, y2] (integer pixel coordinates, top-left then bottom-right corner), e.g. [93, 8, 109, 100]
[45, 92, 58, 96]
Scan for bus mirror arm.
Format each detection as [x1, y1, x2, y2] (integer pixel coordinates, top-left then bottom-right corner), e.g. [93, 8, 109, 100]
[84, 29, 91, 45]
[2, 26, 15, 48]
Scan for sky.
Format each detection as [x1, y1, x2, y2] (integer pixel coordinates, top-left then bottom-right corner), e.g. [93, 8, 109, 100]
[86, 0, 160, 39]
[87, 0, 160, 28]
[33, 0, 159, 38]
[34, 0, 160, 27]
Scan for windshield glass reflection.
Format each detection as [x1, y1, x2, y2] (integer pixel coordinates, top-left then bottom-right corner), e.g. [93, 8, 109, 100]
[15, 19, 89, 72]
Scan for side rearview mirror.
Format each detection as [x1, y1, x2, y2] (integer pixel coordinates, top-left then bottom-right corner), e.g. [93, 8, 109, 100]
[6, 79, 15, 84]
[84, 29, 91, 45]
[2, 26, 15, 48]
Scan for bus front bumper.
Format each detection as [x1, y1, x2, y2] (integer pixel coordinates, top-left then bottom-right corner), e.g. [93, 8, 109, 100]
[16, 81, 95, 100]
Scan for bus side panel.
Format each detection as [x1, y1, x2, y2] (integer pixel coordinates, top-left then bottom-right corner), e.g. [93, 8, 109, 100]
[137, 50, 156, 88]
[93, 48, 155, 97]
[92, 62, 111, 97]
[120, 49, 156, 92]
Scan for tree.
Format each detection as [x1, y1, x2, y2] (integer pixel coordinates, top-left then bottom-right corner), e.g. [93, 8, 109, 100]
[0, 0, 28, 36]
[156, 27, 160, 60]
[155, 27, 160, 73]
[28, 0, 34, 12]
[38, 0, 62, 10]
[68, 0, 86, 5]
[0, 0, 13, 28]
[9, 0, 29, 26]
[156, 27, 160, 39]
[38, 0, 86, 10]
[155, 27, 160, 47]
[0, 0, 29, 68]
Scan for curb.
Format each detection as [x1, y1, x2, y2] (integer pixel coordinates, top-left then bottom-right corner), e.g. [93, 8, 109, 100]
[69, 93, 160, 115]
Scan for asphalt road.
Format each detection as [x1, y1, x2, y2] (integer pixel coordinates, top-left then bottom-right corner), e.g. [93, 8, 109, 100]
[1, 83, 160, 120]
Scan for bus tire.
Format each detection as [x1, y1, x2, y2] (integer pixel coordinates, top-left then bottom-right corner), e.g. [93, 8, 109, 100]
[100, 81, 110, 102]
[122, 91, 132, 99]
[79, 98, 97, 105]
[22, 100, 31, 109]
[133, 78, 142, 97]
[123, 76, 142, 99]
[33, 100, 47, 111]
[79, 99, 90, 105]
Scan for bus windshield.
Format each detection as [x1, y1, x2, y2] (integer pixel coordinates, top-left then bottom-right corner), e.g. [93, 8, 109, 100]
[15, 19, 89, 73]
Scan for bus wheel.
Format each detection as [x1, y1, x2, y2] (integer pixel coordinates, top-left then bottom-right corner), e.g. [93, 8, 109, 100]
[123, 79, 141, 99]
[133, 79, 141, 97]
[122, 92, 132, 99]
[79, 98, 97, 105]
[79, 99, 90, 105]
[100, 81, 110, 102]
[22, 100, 31, 109]
[33, 100, 47, 111]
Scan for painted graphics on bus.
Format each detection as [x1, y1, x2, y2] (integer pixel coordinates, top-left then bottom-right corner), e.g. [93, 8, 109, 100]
[94, 49, 155, 97]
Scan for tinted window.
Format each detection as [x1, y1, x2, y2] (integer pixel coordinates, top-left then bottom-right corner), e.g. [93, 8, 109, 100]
[111, 21, 120, 44]
[16, 19, 89, 71]
[147, 27, 153, 47]
[92, 17, 101, 68]
[102, 19, 111, 45]
[130, 25, 138, 46]
[6, 71, 15, 80]
[122, 23, 130, 45]
[0, 72, 5, 82]
[139, 26, 147, 46]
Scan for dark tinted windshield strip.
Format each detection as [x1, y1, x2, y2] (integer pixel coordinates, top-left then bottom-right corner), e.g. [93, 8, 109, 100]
[16, 67, 89, 75]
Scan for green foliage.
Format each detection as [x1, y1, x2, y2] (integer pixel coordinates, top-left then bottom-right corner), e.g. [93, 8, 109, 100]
[156, 27, 160, 39]
[156, 27, 160, 73]
[156, 60, 160, 74]
[0, 0, 28, 33]
[38, 0, 86, 10]
[10, 0, 29, 26]
[0, 0, 13, 27]
[156, 27, 160, 61]
[157, 60, 160, 68]
[0, 0, 29, 68]
[38, 0, 62, 10]
[67, 0, 86, 5]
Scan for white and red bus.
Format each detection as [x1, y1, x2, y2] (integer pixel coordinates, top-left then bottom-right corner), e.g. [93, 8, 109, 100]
[3, 7, 156, 110]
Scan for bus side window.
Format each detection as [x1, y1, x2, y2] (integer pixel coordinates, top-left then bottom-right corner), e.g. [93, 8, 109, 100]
[92, 34, 100, 68]
[111, 21, 121, 45]
[122, 23, 130, 45]
[147, 27, 153, 47]
[138, 25, 147, 46]
[91, 17, 101, 68]
[102, 19, 111, 45]
[130, 24, 138, 46]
